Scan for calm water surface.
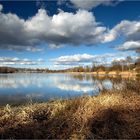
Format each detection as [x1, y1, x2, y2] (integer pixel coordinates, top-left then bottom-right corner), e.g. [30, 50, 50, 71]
[0, 73, 135, 106]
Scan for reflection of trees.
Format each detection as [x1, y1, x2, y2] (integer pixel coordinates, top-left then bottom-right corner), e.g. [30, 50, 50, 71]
[72, 74, 112, 92]
[72, 74, 85, 81]
[72, 74, 93, 81]
[109, 76, 123, 89]
[71, 74, 140, 94]
[85, 75, 91, 81]
[0, 74, 9, 79]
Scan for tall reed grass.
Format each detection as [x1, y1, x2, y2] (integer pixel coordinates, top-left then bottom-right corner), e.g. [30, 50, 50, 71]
[0, 86, 140, 139]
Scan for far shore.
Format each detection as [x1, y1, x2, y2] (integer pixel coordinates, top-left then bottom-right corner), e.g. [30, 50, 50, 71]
[67, 71, 138, 77]
[0, 70, 139, 78]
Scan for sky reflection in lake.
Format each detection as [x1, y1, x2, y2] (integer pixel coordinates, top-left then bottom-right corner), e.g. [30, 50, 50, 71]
[0, 73, 114, 105]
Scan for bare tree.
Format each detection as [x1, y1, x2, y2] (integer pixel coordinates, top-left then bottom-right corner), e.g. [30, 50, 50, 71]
[126, 56, 133, 72]
[120, 59, 126, 72]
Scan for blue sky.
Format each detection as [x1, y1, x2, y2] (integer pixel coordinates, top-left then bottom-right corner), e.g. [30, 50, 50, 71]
[0, 0, 140, 69]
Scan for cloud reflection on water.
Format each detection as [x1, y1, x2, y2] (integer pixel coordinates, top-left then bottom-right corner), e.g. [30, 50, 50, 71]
[0, 73, 114, 105]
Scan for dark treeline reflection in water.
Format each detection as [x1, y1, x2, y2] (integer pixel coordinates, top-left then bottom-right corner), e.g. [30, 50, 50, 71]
[72, 74, 140, 93]
[0, 73, 139, 106]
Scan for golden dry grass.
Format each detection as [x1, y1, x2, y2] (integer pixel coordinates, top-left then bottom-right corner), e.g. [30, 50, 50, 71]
[0, 90, 140, 139]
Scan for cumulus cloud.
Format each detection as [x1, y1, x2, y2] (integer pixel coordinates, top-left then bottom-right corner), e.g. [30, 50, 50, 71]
[48, 44, 64, 49]
[0, 4, 3, 11]
[51, 53, 132, 66]
[103, 20, 140, 52]
[0, 6, 41, 51]
[70, 0, 121, 10]
[51, 54, 95, 65]
[0, 4, 108, 51]
[0, 3, 139, 53]
[36, 0, 47, 9]
[25, 9, 106, 45]
[0, 57, 44, 66]
[117, 41, 140, 51]
[103, 20, 140, 43]
[102, 29, 117, 43]
[69, 0, 123, 10]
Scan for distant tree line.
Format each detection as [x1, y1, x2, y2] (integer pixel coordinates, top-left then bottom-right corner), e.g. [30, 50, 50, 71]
[0, 56, 140, 73]
[0, 67, 18, 73]
[65, 56, 140, 73]
[0, 67, 66, 73]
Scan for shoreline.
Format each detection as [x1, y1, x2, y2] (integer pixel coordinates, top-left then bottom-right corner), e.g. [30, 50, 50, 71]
[0, 71, 139, 77]
[0, 89, 140, 139]
[0, 71, 139, 78]
[67, 71, 138, 77]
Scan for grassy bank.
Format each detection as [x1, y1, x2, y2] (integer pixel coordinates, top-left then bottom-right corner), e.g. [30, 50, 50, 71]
[68, 71, 138, 77]
[0, 89, 140, 139]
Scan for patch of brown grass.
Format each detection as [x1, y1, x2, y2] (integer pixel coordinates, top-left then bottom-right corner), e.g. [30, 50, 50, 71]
[0, 91, 140, 139]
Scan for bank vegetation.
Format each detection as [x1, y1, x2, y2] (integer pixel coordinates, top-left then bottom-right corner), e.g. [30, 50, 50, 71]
[0, 80, 140, 139]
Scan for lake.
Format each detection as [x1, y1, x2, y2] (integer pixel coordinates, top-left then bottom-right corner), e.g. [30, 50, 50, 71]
[0, 73, 137, 106]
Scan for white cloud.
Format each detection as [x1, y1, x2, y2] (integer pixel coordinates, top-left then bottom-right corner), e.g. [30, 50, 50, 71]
[48, 44, 64, 49]
[52, 53, 95, 65]
[101, 20, 140, 45]
[70, 0, 120, 9]
[25, 9, 106, 45]
[51, 52, 133, 66]
[0, 57, 44, 66]
[0, 4, 3, 11]
[36, 0, 47, 9]
[0, 5, 108, 51]
[102, 29, 117, 43]
[103, 20, 140, 52]
[0, 4, 139, 53]
[117, 41, 140, 51]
